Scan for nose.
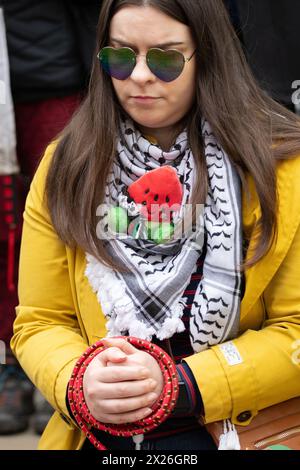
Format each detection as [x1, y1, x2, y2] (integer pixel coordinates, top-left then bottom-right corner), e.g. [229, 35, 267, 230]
[130, 55, 156, 83]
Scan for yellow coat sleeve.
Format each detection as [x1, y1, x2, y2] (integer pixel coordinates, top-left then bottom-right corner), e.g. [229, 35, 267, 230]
[184, 221, 300, 425]
[10, 142, 88, 423]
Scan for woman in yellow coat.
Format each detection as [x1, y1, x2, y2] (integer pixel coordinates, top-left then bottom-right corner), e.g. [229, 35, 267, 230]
[11, 0, 300, 450]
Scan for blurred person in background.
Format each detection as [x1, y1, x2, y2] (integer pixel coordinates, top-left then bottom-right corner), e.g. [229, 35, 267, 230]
[235, 0, 300, 113]
[224, 0, 243, 41]
[0, 0, 100, 435]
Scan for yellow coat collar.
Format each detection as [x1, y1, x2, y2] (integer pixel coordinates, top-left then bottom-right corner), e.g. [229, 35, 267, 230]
[241, 155, 300, 320]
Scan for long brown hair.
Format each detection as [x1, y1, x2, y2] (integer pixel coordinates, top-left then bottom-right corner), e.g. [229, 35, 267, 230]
[45, 0, 300, 273]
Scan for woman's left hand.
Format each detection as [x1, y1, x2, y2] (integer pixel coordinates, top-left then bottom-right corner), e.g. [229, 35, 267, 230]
[101, 337, 164, 399]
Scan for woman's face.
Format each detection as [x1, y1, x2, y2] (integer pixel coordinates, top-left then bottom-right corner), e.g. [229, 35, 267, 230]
[108, 5, 197, 134]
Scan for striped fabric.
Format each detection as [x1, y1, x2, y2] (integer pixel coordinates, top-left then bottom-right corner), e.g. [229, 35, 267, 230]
[144, 249, 206, 439]
[146, 236, 246, 439]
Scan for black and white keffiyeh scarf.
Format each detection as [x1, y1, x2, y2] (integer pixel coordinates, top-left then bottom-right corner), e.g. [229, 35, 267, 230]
[85, 114, 243, 353]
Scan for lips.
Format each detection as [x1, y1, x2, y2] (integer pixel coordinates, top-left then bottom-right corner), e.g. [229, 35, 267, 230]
[130, 96, 161, 106]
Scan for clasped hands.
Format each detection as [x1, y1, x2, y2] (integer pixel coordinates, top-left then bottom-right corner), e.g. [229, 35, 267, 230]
[82, 337, 164, 424]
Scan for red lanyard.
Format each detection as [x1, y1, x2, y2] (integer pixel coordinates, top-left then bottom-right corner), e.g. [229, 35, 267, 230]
[68, 336, 179, 450]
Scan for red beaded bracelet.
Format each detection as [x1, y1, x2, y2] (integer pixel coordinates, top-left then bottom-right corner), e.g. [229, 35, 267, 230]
[67, 336, 179, 450]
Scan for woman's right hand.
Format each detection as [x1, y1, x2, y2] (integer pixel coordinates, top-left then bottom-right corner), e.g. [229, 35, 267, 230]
[82, 344, 160, 424]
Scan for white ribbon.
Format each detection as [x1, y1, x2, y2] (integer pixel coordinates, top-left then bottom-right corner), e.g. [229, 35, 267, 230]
[218, 419, 241, 450]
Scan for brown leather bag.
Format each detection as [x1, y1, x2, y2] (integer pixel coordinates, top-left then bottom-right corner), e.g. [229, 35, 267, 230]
[204, 397, 300, 450]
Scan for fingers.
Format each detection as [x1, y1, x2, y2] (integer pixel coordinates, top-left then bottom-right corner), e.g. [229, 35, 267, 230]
[99, 392, 159, 415]
[99, 365, 150, 383]
[101, 337, 137, 356]
[100, 406, 153, 425]
[98, 347, 128, 366]
[96, 378, 157, 399]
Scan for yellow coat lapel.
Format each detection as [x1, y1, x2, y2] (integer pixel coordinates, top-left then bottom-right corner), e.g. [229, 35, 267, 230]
[241, 155, 300, 321]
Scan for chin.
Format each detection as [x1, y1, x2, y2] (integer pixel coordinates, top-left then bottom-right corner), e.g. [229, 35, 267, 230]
[129, 112, 166, 129]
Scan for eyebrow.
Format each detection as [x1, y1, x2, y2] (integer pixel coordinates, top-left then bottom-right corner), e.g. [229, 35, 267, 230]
[110, 38, 185, 48]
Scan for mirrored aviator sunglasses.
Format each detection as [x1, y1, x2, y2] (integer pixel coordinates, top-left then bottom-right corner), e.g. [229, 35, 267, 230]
[97, 46, 196, 83]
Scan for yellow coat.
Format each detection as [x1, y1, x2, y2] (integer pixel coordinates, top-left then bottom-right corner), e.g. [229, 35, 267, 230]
[11, 141, 300, 450]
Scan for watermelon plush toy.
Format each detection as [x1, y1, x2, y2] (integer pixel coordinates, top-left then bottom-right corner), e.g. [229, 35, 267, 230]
[127, 166, 183, 243]
[128, 166, 183, 223]
[107, 166, 183, 243]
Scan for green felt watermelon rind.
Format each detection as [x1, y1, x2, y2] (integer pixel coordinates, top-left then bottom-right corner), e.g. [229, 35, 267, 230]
[128, 219, 175, 244]
[265, 444, 292, 450]
[107, 193, 177, 244]
[151, 222, 175, 244]
[107, 206, 129, 234]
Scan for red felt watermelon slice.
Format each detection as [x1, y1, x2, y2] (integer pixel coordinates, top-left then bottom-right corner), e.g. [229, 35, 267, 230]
[128, 166, 183, 222]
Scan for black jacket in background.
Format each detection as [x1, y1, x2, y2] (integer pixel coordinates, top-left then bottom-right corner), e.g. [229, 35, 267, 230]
[236, 0, 300, 109]
[223, 0, 243, 40]
[1, 0, 101, 102]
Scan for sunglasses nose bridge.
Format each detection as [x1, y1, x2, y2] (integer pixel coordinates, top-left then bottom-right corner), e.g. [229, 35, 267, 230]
[130, 53, 156, 81]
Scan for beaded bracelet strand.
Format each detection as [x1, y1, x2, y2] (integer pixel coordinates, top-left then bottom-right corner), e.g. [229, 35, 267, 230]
[67, 336, 179, 450]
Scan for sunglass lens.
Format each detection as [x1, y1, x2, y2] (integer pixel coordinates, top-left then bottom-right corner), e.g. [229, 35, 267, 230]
[98, 47, 135, 80]
[147, 49, 184, 82]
